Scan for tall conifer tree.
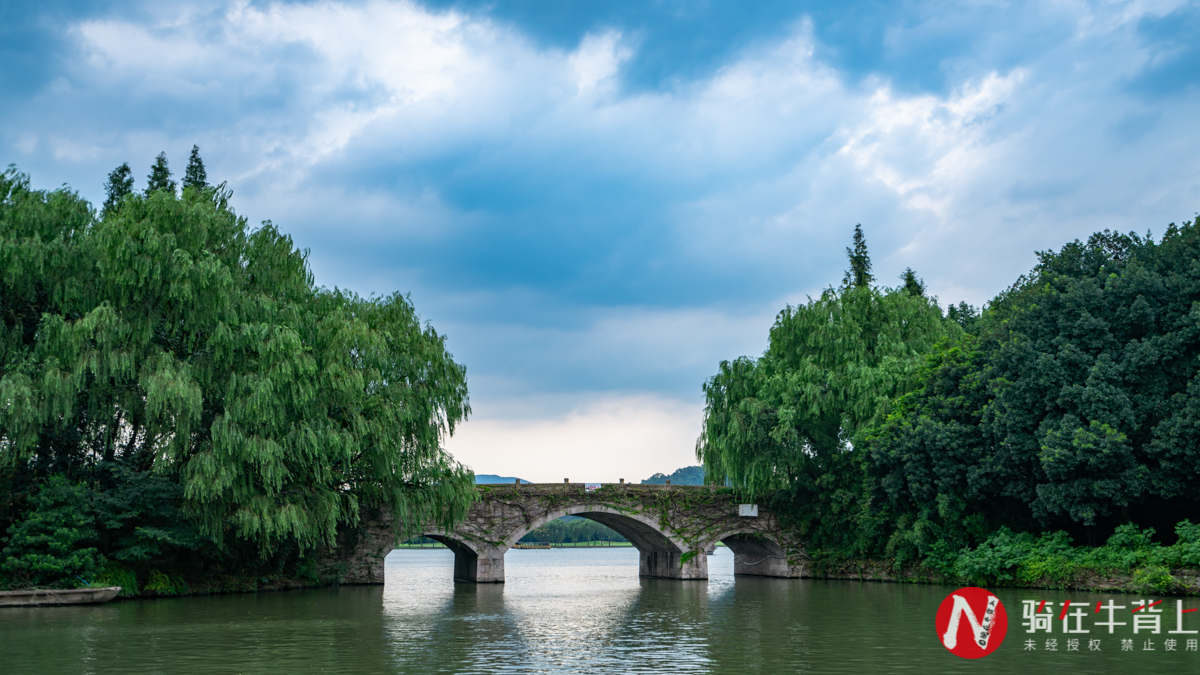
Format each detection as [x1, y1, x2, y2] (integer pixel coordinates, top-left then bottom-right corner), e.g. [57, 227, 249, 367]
[183, 145, 208, 191]
[146, 152, 176, 195]
[843, 224, 874, 288]
[102, 162, 134, 218]
[900, 268, 926, 297]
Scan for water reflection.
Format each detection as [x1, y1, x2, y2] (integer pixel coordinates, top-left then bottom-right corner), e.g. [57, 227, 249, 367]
[0, 547, 1196, 674]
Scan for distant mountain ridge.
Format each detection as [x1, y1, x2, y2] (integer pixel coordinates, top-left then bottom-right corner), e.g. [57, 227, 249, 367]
[474, 474, 531, 484]
[474, 467, 704, 485]
[640, 466, 704, 485]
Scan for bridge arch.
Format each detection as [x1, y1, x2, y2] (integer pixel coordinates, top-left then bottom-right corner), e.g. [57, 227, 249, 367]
[700, 528, 796, 578]
[504, 504, 704, 580]
[415, 532, 499, 583]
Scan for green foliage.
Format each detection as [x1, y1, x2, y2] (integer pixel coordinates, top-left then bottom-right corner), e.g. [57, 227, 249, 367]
[92, 561, 139, 594]
[183, 145, 208, 191]
[0, 476, 102, 587]
[145, 152, 176, 195]
[0, 165, 475, 563]
[864, 339, 1009, 563]
[704, 218, 1200, 583]
[980, 226, 1200, 525]
[519, 517, 628, 543]
[944, 302, 979, 331]
[853, 222, 1200, 568]
[843, 224, 873, 289]
[1172, 521, 1200, 567]
[91, 463, 204, 562]
[926, 522, 1200, 591]
[1131, 565, 1177, 594]
[102, 163, 134, 218]
[698, 229, 953, 551]
[899, 268, 925, 297]
[143, 568, 188, 595]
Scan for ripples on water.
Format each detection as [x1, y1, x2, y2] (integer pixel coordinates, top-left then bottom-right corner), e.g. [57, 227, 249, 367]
[0, 547, 1194, 674]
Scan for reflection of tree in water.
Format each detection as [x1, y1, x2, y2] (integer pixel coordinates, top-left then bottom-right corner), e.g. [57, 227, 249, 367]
[3, 586, 398, 674]
[704, 577, 811, 673]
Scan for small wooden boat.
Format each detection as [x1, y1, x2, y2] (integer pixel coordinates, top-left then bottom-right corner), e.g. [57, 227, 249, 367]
[0, 587, 121, 607]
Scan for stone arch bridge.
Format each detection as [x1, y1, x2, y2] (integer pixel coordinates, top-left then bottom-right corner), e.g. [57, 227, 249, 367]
[322, 483, 807, 584]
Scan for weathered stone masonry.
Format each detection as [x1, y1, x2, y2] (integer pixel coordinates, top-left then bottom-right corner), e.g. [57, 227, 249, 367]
[320, 483, 807, 584]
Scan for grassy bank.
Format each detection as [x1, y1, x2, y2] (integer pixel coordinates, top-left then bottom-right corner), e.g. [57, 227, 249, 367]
[806, 523, 1200, 596]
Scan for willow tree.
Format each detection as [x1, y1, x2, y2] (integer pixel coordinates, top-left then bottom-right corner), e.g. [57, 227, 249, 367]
[0, 167, 474, 556]
[697, 233, 953, 548]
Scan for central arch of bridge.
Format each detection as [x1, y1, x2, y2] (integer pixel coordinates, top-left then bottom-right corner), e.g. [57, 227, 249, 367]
[419, 504, 708, 583]
[515, 504, 705, 579]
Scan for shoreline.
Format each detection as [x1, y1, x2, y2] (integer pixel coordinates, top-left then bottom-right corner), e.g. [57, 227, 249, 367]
[804, 558, 1200, 596]
[21, 546, 1199, 603]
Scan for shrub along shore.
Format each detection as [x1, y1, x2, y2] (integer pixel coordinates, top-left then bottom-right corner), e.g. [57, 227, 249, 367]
[807, 522, 1200, 596]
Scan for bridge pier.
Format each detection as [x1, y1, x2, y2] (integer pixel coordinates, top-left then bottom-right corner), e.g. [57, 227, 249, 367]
[640, 549, 708, 580]
[454, 547, 505, 583]
[425, 537, 506, 583]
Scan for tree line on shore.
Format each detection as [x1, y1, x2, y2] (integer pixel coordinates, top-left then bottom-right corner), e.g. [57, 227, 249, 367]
[0, 155, 475, 592]
[699, 222, 1200, 587]
[6, 153, 1200, 593]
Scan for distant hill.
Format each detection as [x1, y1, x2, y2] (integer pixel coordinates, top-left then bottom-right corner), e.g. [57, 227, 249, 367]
[640, 466, 704, 485]
[475, 474, 531, 484]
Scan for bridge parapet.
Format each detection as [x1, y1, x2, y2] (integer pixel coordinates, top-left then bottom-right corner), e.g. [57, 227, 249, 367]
[320, 483, 807, 585]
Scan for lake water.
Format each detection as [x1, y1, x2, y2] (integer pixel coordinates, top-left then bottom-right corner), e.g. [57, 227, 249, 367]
[1, 547, 1196, 673]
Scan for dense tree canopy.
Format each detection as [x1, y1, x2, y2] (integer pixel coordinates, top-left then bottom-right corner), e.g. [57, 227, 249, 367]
[698, 231, 953, 545]
[0, 163, 474, 569]
[701, 219, 1200, 565]
[869, 224, 1200, 559]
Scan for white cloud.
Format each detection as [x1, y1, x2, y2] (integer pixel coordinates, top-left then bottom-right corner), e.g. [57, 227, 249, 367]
[445, 394, 703, 483]
[8, 0, 1200, 480]
[571, 31, 630, 95]
[838, 71, 1025, 218]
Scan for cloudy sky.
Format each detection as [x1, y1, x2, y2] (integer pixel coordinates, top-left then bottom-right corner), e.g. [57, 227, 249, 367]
[4, 0, 1199, 482]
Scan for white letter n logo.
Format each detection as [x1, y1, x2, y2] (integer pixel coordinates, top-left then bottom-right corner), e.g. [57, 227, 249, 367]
[942, 594, 1000, 651]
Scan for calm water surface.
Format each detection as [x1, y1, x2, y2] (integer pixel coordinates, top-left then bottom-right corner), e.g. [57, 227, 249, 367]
[1, 547, 1195, 673]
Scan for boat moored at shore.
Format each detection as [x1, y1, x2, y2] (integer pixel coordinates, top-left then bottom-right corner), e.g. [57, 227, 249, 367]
[0, 587, 121, 607]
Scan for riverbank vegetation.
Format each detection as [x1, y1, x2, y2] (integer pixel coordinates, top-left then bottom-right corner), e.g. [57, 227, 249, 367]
[517, 517, 628, 544]
[700, 221, 1200, 592]
[0, 158, 475, 593]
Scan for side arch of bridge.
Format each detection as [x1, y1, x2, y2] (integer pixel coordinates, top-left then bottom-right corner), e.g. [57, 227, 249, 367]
[699, 528, 795, 578]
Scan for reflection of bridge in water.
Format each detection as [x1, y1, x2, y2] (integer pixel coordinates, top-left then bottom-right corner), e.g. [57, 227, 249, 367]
[322, 484, 806, 584]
